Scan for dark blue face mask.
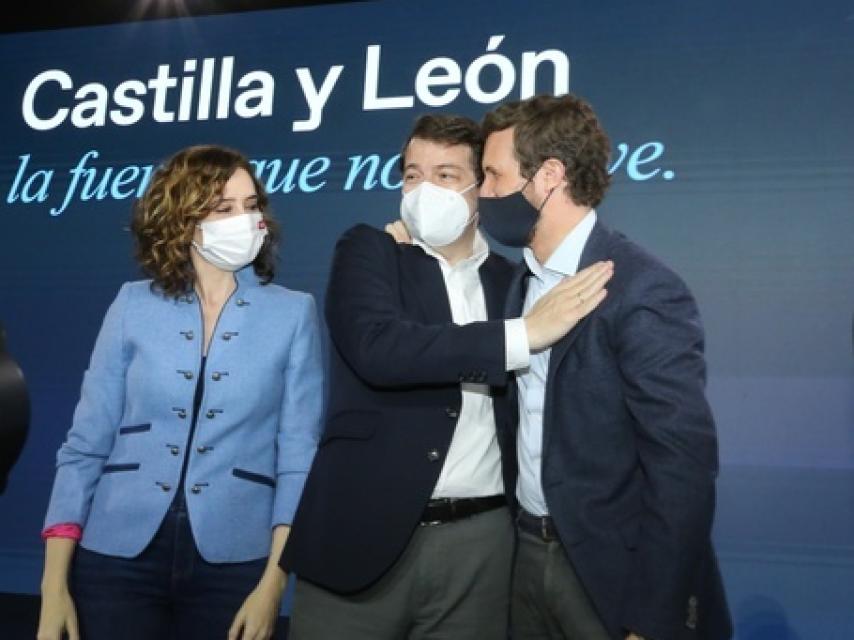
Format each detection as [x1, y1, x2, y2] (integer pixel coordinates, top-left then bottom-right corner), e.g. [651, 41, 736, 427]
[478, 178, 554, 248]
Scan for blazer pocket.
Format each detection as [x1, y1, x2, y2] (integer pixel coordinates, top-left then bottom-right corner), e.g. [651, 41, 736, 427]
[102, 463, 141, 474]
[118, 423, 151, 435]
[320, 410, 378, 444]
[232, 468, 276, 488]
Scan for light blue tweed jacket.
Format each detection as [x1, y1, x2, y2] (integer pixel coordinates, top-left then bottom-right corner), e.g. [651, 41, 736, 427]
[44, 266, 323, 562]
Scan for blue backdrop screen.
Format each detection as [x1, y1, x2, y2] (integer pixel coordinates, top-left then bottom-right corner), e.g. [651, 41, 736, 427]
[1, 1, 852, 637]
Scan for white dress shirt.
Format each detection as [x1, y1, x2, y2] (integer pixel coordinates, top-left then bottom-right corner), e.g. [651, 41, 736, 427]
[516, 211, 597, 515]
[414, 230, 527, 498]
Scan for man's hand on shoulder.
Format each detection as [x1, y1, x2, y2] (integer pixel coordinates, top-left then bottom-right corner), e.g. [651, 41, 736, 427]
[384, 220, 412, 244]
[524, 260, 614, 351]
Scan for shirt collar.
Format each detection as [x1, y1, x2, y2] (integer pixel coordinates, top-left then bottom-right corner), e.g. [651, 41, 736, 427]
[523, 210, 597, 281]
[415, 228, 490, 271]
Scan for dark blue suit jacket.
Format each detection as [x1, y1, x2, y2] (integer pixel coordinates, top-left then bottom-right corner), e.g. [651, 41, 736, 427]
[506, 221, 732, 640]
[281, 223, 517, 593]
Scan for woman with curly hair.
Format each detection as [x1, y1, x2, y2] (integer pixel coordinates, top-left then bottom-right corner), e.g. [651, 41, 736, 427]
[36, 145, 324, 640]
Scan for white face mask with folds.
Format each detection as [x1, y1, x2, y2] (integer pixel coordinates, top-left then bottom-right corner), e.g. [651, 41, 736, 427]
[192, 212, 268, 271]
[400, 181, 477, 248]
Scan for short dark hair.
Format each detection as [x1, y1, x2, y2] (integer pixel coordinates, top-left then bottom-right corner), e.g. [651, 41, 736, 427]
[483, 94, 611, 208]
[399, 114, 484, 183]
[131, 145, 279, 298]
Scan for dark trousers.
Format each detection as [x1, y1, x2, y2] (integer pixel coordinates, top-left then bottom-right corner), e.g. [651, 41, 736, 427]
[289, 506, 514, 640]
[71, 502, 268, 640]
[511, 512, 611, 640]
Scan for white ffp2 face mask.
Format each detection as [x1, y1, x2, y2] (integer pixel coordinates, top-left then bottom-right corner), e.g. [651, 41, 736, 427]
[192, 213, 268, 272]
[400, 181, 477, 248]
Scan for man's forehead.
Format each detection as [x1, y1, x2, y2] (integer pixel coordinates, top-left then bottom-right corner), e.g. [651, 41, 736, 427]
[403, 159, 466, 170]
[404, 138, 474, 167]
[484, 127, 515, 151]
[483, 128, 516, 166]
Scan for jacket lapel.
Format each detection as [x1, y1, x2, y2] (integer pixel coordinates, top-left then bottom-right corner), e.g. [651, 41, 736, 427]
[540, 221, 612, 456]
[400, 244, 453, 323]
[479, 256, 509, 320]
[504, 260, 530, 319]
[545, 221, 612, 380]
[500, 259, 529, 423]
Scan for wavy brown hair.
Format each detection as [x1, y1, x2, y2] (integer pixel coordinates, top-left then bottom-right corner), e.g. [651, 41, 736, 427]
[131, 145, 279, 297]
[482, 94, 611, 208]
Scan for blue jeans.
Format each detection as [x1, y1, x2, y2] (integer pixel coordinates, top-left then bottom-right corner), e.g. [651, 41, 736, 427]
[71, 503, 268, 640]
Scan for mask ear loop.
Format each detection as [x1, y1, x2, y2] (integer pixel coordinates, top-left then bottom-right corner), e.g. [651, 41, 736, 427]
[518, 163, 555, 247]
[519, 163, 553, 212]
[466, 210, 480, 234]
[538, 186, 556, 213]
[455, 182, 480, 232]
[529, 134, 588, 212]
[192, 220, 206, 252]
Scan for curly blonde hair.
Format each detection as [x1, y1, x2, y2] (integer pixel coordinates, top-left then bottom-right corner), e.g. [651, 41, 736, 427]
[131, 145, 279, 297]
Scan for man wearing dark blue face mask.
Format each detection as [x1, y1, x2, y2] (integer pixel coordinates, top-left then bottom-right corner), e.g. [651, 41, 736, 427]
[478, 94, 732, 640]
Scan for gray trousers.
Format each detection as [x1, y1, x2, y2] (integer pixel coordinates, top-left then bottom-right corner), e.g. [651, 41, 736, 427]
[511, 528, 611, 640]
[289, 506, 514, 640]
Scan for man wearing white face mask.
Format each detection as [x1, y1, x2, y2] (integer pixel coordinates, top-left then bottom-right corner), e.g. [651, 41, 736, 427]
[281, 115, 612, 639]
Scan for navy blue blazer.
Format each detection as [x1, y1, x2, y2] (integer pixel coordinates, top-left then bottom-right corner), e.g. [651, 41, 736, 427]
[44, 266, 324, 562]
[281, 224, 517, 593]
[507, 221, 732, 640]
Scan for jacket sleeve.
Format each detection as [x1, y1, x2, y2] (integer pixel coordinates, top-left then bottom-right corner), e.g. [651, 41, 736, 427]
[272, 292, 324, 527]
[324, 224, 508, 388]
[616, 268, 719, 639]
[43, 283, 132, 530]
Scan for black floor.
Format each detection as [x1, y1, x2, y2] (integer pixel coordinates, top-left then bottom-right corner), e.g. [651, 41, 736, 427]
[0, 593, 289, 639]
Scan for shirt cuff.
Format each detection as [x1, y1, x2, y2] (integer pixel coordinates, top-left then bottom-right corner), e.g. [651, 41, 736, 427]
[41, 523, 83, 541]
[504, 318, 530, 371]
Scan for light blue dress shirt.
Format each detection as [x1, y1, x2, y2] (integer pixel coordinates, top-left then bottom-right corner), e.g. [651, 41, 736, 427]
[516, 210, 597, 516]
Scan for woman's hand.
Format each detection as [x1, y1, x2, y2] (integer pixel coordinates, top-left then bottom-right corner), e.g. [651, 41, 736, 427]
[227, 571, 286, 640]
[37, 537, 79, 640]
[36, 585, 79, 640]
